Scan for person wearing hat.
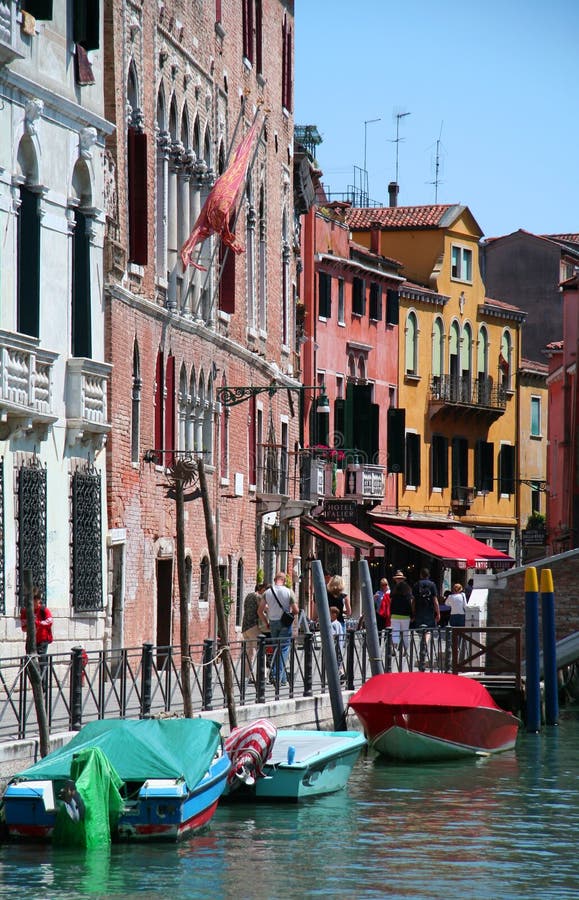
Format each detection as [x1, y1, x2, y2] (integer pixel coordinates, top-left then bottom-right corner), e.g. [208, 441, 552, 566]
[389, 570, 413, 648]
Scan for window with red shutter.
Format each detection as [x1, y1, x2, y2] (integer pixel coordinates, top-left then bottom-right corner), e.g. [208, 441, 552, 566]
[128, 127, 148, 265]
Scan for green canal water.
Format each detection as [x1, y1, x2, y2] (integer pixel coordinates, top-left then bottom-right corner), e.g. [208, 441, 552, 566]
[2, 708, 579, 900]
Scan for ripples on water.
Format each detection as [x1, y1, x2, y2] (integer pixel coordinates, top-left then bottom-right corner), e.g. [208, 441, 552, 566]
[2, 709, 579, 900]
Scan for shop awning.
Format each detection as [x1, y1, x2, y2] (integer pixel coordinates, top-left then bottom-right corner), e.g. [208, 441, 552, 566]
[303, 522, 356, 557]
[325, 522, 385, 556]
[374, 523, 515, 570]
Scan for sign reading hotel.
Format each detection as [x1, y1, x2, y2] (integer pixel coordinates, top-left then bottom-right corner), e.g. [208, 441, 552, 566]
[322, 500, 357, 522]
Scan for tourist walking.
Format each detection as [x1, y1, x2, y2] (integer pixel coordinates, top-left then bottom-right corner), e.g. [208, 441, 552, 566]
[259, 573, 298, 685]
[447, 583, 468, 627]
[242, 581, 267, 666]
[412, 568, 440, 628]
[390, 570, 413, 648]
[373, 578, 391, 630]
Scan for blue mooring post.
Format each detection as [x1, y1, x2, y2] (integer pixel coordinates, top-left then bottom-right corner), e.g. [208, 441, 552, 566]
[540, 567, 559, 726]
[525, 566, 541, 732]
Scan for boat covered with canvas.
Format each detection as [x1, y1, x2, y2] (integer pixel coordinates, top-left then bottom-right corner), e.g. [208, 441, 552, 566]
[224, 719, 366, 801]
[1, 718, 230, 843]
[349, 672, 519, 761]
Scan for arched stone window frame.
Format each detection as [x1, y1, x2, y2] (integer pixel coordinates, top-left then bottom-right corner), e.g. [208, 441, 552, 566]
[405, 309, 418, 377]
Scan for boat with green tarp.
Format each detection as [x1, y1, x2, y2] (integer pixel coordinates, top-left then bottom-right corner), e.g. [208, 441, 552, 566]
[1, 718, 231, 842]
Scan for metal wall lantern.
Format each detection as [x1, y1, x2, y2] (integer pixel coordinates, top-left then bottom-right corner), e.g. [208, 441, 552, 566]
[271, 523, 296, 552]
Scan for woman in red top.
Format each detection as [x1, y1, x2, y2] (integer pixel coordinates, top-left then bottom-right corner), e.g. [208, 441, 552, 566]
[21, 589, 53, 682]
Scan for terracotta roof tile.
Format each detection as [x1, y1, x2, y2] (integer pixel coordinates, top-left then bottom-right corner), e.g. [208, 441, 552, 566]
[545, 340, 564, 351]
[346, 204, 461, 230]
[520, 357, 549, 374]
[483, 296, 524, 313]
[543, 234, 579, 244]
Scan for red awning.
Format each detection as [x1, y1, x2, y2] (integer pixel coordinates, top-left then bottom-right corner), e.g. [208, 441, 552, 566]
[325, 522, 384, 556]
[303, 523, 355, 557]
[374, 523, 514, 570]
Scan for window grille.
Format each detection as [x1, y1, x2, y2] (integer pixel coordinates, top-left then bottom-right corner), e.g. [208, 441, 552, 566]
[72, 467, 103, 610]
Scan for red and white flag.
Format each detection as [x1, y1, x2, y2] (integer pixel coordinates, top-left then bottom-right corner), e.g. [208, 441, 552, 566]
[180, 114, 261, 271]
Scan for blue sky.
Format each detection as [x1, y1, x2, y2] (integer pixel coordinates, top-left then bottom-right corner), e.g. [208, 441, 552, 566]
[294, 0, 579, 239]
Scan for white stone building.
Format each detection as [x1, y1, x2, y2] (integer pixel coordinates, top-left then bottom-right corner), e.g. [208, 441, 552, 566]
[0, 2, 113, 655]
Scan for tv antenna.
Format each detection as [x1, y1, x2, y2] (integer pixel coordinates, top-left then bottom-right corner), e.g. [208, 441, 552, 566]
[389, 110, 411, 185]
[428, 122, 445, 203]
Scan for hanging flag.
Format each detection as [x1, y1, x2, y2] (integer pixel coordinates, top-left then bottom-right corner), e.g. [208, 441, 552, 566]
[499, 352, 509, 374]
[180, 113, 261, 271]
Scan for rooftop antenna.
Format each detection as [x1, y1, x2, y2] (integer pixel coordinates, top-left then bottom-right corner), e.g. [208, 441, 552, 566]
[390, 110, 411, 185]
[363, 117, 381, 205]
[428, 121, 445, 203]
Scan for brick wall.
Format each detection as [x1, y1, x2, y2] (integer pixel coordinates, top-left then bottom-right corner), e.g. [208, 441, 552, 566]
[487, 549, 579, 646]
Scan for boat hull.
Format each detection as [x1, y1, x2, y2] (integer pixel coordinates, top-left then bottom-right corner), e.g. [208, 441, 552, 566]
[368, 707, 518, 761]
[3, 752, 230, 842]
[227, 729, 366, 801]
[349, 672, 519, 762]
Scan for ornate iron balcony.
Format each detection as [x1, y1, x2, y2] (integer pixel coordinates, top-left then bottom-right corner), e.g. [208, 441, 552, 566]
[430, 375, 507, 412]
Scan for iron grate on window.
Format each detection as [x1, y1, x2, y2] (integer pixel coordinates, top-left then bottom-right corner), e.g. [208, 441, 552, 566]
[72, 468, 103, 611]
[18, 461, 47, 605]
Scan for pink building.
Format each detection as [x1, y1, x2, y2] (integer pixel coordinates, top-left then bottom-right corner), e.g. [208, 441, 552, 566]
[546, 275, 579, 552]
[297, 199, 402, 611]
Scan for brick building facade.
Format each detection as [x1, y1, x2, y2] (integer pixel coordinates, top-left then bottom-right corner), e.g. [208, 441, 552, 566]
[103, 1, 300, 650]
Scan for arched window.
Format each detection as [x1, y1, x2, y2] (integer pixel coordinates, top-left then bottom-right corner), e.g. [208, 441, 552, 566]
[348, 354, 356, 379]
[178, 363, 188, 450]
[187, 366, 196, 452]
[258, 183, 267, 331]
[204, 370, 214, 464]
[461, 323, 472, 401]
[246, 182, 256, 329]
[131, 341, 141, 463]
[449, 320, 460, 399]
[357, 356, 366, 381]
[154, 349, 164, 454]
[70, 159, 93, 358]
[199, 556, 209, 602]
[16, 135, 40, 337]
[220, 374, 229, 478]
[432, 317, 444, 379]
[500, 330, 512, 390]
[166, 98, 179, 305]
[477, 325, 489, 377]
[127, 63, 147, 265]
[281, 206, 290, 345]
[165, 353, 175, 465]
[195, 372, 205, 454]
[235, 558, 244, 628]
[156, 89, 168, 275]
[477, 325, 490, 404]
[405, 311, 418, 376]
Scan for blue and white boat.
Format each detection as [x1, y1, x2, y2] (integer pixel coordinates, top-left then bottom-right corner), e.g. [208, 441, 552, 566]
[226, 725, 366, 801]
[1, 718, 230, 842]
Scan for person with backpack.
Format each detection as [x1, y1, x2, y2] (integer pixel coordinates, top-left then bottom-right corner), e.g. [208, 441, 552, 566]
[373, 578, 391, 630]
[412, 567, 440, 628]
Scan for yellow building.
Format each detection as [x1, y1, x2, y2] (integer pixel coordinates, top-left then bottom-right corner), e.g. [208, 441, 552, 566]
[348, 204, 526, 563]
[518, 358, 548, 562]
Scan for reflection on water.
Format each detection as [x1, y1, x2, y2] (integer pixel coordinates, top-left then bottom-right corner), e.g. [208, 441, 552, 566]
[2, 710, 579, 899]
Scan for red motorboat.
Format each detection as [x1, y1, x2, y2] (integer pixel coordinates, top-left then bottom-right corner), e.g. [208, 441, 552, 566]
[349, 672, 519, 761]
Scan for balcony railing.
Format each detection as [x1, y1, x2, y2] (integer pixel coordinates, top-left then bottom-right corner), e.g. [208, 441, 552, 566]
[66, 358, 113, 447]
[0, 330, 58, 437]
[430, 375, 507, 411]
[0, 2, 25, 64]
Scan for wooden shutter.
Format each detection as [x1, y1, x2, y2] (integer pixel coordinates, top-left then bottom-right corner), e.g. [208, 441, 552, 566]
[128, 127, 148, 266]
[154, 351, 164, 454]
[386, 289, 399, 325]
[387, 407, 405, 474]
[164, 355, 175, 466]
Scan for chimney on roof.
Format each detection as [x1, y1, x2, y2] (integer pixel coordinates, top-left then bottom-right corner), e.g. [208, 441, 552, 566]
[369, 221, 381, 254]
[388, 181, 399, 208]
